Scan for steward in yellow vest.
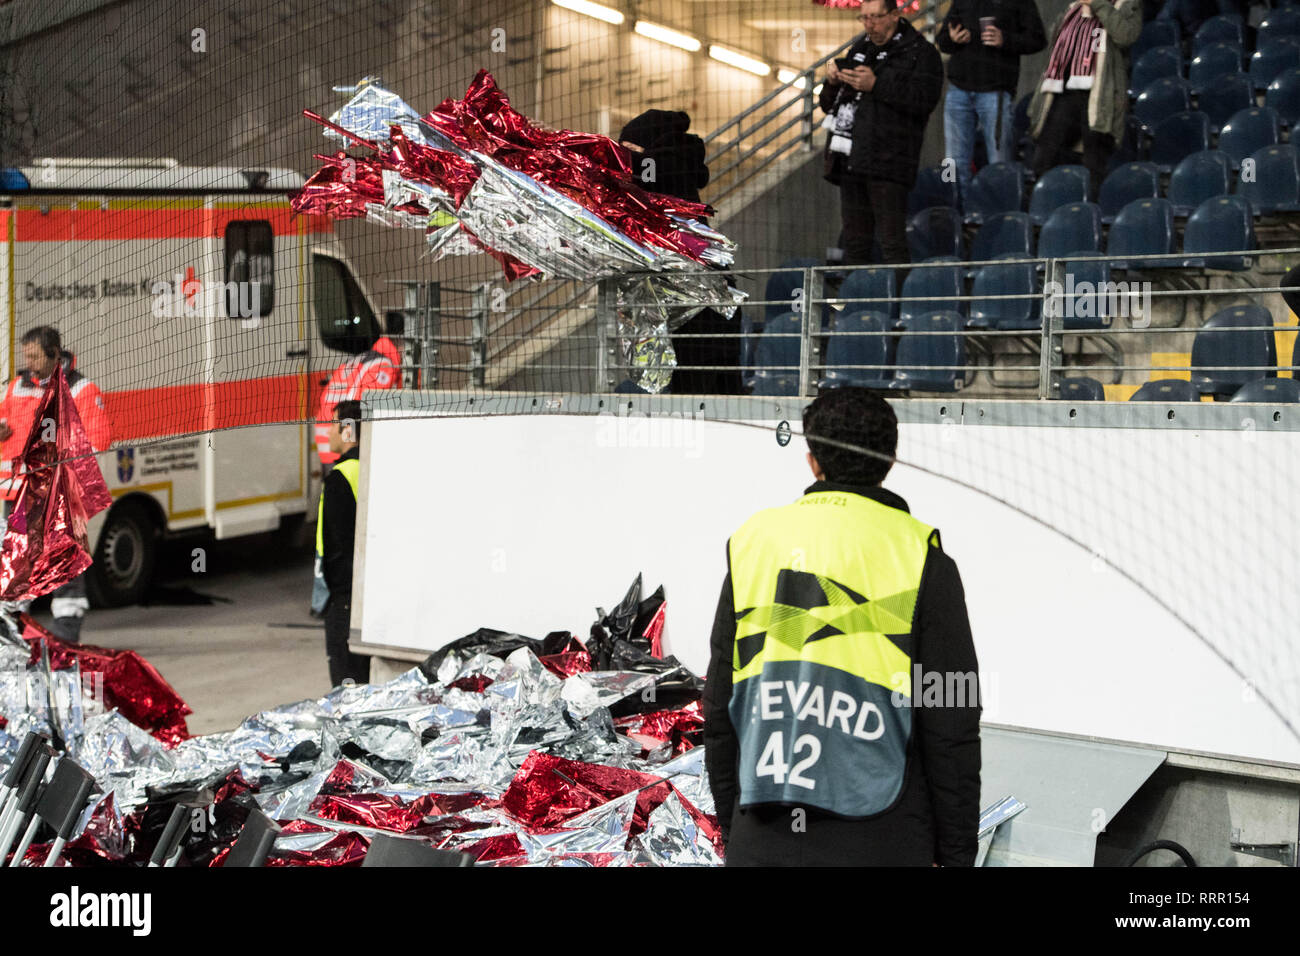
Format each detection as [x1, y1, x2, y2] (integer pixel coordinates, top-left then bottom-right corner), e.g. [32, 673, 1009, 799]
[703, 387, 981, 866]
[319, 400, 369, 688]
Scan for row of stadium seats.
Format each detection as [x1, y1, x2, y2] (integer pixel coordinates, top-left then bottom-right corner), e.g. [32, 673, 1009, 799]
[1132, 10, 1298, 65]
[750, 279, 1290, 396]
[1130, 38, 1300, 97]
[1065, 376, 1300, 402]
[908, 193, 1261, 273]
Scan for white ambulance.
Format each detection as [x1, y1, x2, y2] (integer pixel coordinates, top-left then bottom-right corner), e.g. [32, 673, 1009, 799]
[0, 158, 388, 605]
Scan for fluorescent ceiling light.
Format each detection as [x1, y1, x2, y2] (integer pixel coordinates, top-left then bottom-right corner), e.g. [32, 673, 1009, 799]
[777, 68, 808, 90]
[551, 0, 624, 25]
[813, 83, 824, 96]
[709, 44, 771, 76]
[634, 20, 701, 52]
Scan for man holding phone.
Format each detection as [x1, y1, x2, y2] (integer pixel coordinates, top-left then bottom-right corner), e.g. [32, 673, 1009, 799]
[819, 0, 943, 265]
[937, 0, 1046, 213]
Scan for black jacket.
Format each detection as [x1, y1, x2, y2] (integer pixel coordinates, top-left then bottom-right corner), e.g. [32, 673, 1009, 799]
[819, 19, 944, 188]
[702, 481, 982, 866]
[936, 0, 1047, 96]
[321, 446, 359, 602]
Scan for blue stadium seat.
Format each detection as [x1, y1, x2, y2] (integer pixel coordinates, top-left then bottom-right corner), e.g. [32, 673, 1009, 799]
[1191, 304, 1277, 397]
[1107, 197, 1177, 269]
[1130, 378, 1200, 401]
[1217, 107, 1281, 167]
[906, 206, 965, 261]
[1053, 258, 1116, 331]
[1259, 10, 1300, 50]
[908, 165, 959, 215]
[1028, 165, 1089, 224]
[1193, 14, 1245, 50]
[1188, 42, 1244, 93]
[1150, 111, 1210, 171]
[1265, 67, 1300, 127]
[750, 311, 802, 395]
[1229, 378, 1300, 402]
[964, 161, 1025, 223]
[1167, 149, 1231, 215]
[765, 259, 818, 322]
[970, 211, 1034, 261]
[1056, 377, 1107, 401]
[1130, 46, 1184, 96]
[1237, 144, 1300, 213]
[889, 311, 966, 392]
[1249, 38, 1300, 90]
[968, 260, 1039, 331]
[838, 267, 898, 321]
[819, 310, 894, 390]
[1038, 202, 1103, 258]
[1196, 72, 1255, 132]
[1181, 195, 1255, 269]
[1098, 161, 1161, 223]
[898, 259, 965, 324]
[1133, 76, 1192, 131]
[1133, 19, 1181, 61]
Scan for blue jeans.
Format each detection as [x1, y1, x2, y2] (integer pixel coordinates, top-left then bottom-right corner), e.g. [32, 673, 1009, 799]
[944, 87, 1014, 212]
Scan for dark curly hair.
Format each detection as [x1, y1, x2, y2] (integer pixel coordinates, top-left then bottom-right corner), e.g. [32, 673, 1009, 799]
[802, 387, 897, 485]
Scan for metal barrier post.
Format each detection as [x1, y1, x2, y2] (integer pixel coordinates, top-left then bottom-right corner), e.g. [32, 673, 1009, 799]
[801, 84, 816, 150]
[1039, 259, 1065, 399]
[470, 282, 488, 388]
[799, 266, 820, 396]
[595, 278, 615, 392]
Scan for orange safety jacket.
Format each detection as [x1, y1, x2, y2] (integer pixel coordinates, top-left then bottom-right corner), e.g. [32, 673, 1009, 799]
[314, 337, 400, 465]
[0, 356, 114, 500]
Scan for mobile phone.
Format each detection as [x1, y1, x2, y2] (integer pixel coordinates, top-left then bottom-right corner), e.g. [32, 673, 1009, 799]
[834, 57, 854, 71]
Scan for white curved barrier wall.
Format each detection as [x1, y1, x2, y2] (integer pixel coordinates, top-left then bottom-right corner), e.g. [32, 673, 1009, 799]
[358, 400, 1300, 765]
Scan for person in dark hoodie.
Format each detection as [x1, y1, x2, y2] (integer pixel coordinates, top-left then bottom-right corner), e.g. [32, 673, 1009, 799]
[937, 0, 1046, 211]
[819, 0, 944, 265]
[619, 109, 743, 395]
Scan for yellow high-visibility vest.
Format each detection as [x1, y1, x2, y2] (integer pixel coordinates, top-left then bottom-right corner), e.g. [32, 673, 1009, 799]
[727, 488, 935, 817]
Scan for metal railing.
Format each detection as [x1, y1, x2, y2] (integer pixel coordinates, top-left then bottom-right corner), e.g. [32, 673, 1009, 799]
[393, 250, 1300, 401]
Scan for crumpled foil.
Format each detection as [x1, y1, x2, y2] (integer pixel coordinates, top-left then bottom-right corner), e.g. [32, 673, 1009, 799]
[0, 584, 721, 867]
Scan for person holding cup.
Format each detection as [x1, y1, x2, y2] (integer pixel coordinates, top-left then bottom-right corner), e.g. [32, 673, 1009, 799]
[937, 0, 1046, 213]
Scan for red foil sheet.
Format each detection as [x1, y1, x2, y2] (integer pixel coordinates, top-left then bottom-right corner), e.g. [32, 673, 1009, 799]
[538, 649, 592, 679]
[614, 701, 703, 753]
[459, 832, 524, 862]
[307, 789, 485, 833]
[500, 751, 717, 854]
[449, 674, 494, 693]
[1, 365, 112, 601]
[20, 615, 192, 746]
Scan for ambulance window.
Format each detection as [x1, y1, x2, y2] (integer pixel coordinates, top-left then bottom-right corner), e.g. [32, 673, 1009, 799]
[313, 255, 380, 354]
[224, 220, 274, 317]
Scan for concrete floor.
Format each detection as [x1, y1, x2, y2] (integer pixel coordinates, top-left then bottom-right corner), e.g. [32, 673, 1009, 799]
[30, 531, 332, 736]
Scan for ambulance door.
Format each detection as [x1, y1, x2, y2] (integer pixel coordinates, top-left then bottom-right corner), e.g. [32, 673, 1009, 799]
[207, 210, 308, 539]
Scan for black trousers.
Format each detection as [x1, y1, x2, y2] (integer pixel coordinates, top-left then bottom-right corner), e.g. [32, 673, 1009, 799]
[839, 173, 910, 266]
[325, 598, 369, 687]
[1030, 90, 1114, 202]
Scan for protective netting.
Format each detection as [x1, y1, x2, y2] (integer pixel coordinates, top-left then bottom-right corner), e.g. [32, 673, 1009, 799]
[1, 0, 1299, 763]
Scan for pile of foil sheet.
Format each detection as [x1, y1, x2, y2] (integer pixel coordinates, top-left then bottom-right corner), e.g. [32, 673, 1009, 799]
[0, 595, 721, 867]
[291, 73, 744, 393]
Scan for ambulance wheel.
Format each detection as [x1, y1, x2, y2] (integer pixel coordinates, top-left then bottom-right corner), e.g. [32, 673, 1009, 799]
[88, 501, 159, 608]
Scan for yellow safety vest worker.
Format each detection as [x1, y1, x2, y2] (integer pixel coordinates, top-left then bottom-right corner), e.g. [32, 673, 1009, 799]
[727, 488, 936, 817]
[314, 457, 360, 605]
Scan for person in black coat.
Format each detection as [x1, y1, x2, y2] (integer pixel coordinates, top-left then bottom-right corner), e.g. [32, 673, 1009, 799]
[819, 0, 945, 265]
[619, 110, 743, 395]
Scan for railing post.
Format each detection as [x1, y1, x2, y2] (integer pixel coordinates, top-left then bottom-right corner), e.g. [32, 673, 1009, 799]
[1039, 259, 1065, 399]
[470, 282, 488, 388]
[801, 83, 815, 151]
[425, 280, 441, 389]
[595, 278, 615, 392]
[799, 266, 822, 397]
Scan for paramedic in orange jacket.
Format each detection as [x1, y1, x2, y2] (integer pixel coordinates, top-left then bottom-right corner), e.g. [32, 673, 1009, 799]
[314, 319, 401, 468]
[0, 326, 114, 641]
